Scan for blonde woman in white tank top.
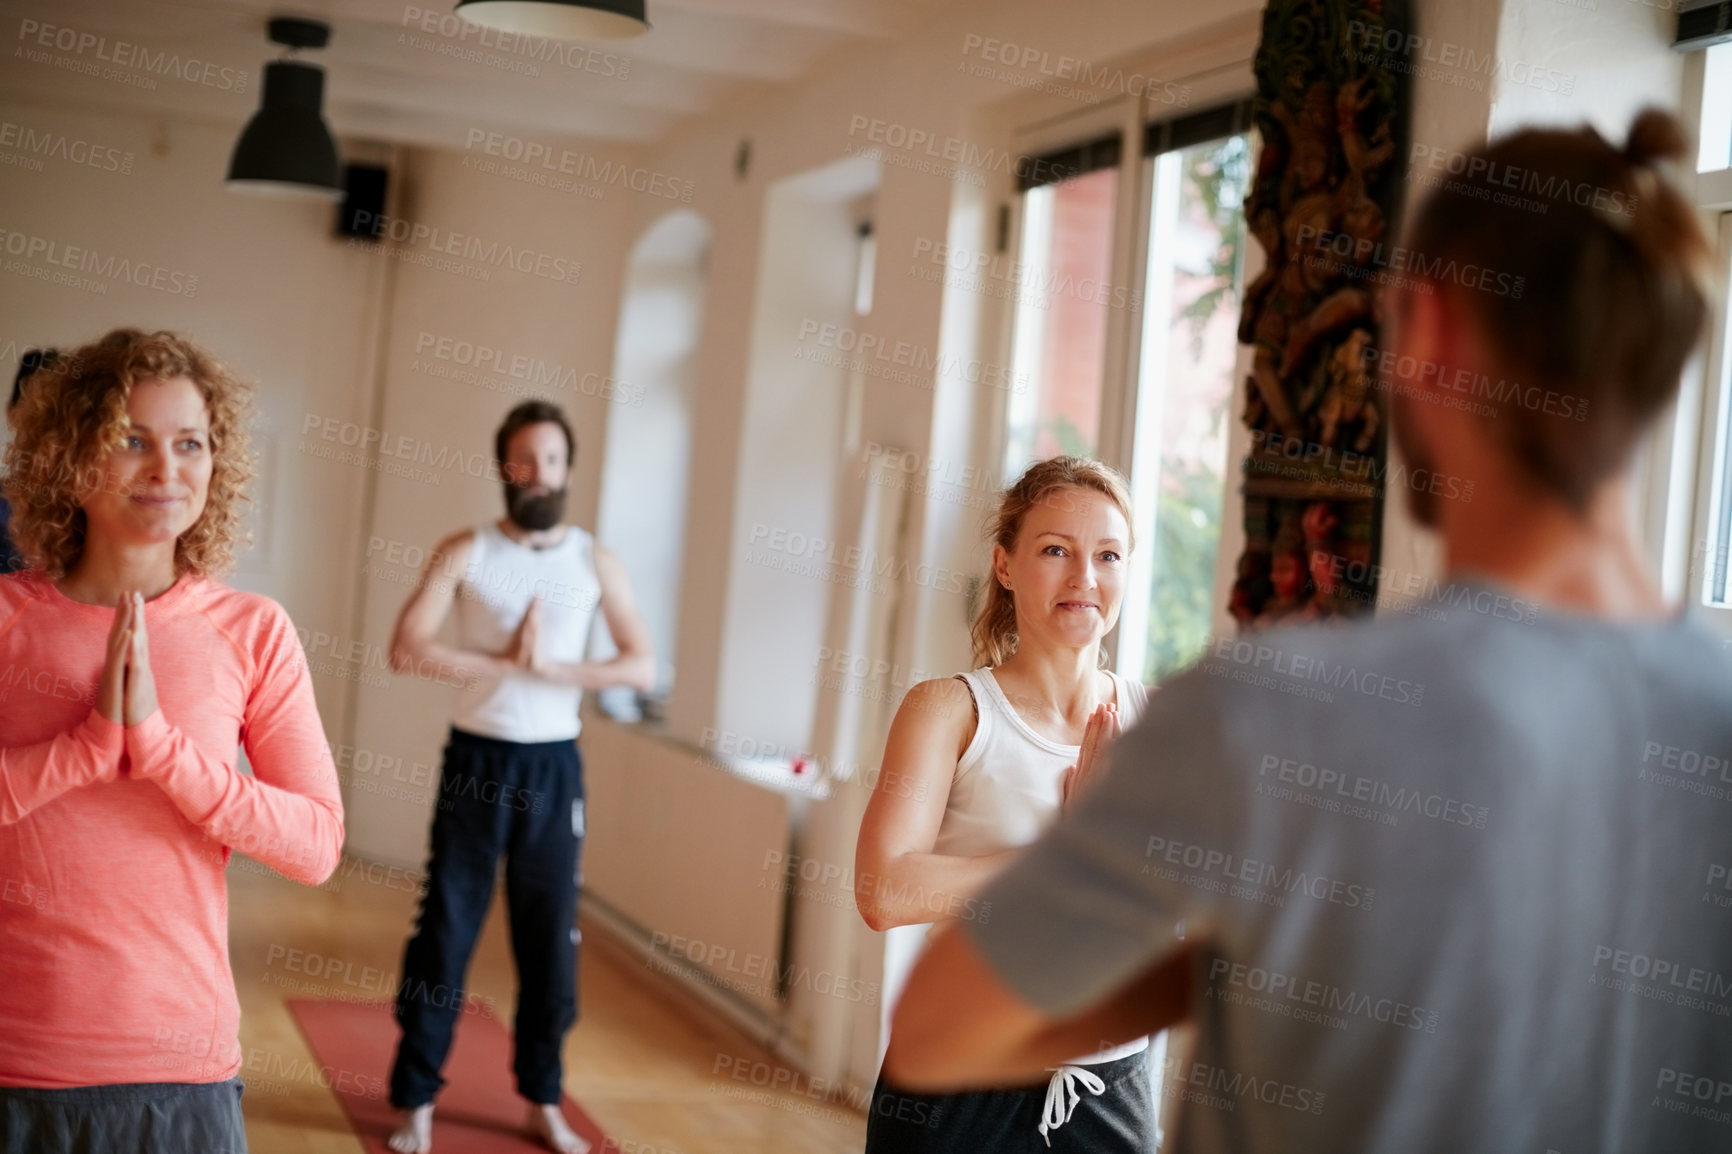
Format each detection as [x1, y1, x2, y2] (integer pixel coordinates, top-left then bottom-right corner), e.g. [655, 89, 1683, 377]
[857, 457, 1155, 1153]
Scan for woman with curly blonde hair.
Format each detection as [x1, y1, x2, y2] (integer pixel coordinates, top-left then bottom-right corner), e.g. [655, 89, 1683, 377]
[0, 328, 343, 1153]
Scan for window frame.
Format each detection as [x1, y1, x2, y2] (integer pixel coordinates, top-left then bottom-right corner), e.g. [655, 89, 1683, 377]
[1121, 106, 1256, 683]
[1665, 44, 1732, 629]
[1678, 211, 1732, 615]
[994, 97, 1146, 488]
[1001, 137, 1127, 474]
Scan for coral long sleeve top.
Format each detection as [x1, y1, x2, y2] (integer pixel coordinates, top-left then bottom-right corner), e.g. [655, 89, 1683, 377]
[0, 571, 344, 1087]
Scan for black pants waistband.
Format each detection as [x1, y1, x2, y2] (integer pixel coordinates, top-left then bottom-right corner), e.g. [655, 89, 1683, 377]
[0, 1080, 240, 1103]
[448, 726, 580, 755]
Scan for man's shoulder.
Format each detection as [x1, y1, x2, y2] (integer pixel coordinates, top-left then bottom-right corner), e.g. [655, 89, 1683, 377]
[427, 526, 482, 568]
[1124, 612, 1505, 776]
[1178, 612, 1451, 696]
[559, 525, 608, 575]
[1149, 604, 1732, 755]
[444, 526, 482, 549]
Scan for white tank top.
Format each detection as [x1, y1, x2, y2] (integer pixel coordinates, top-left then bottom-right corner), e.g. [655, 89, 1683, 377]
[935, 665, 1151, 1065]
[450, 522, 602, 743]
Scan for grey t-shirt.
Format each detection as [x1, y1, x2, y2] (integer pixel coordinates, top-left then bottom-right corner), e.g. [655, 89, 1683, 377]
[969, 582, 1732, 1153]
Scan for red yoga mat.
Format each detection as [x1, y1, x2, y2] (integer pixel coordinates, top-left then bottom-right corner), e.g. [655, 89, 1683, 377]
[286, 998, 610, 1153]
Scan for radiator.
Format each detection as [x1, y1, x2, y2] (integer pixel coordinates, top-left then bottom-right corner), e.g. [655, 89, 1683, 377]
[579, 715, 792, 1024]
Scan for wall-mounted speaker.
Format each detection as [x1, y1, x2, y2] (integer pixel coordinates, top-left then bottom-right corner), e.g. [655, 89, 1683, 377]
[335, 163, 389, 240]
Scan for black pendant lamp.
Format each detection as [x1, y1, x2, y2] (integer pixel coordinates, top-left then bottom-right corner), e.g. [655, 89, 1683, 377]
[455, 0, 649, 40]
[227, 18, 342, 198]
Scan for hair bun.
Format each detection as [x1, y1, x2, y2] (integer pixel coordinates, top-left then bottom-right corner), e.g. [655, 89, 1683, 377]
[1623, 107, 1689, 169]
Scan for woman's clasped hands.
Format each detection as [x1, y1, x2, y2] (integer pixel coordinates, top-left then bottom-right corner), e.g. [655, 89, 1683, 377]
[96, 590, 160, 727]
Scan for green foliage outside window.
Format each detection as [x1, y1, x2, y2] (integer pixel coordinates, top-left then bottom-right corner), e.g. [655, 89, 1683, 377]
[1144, 134, 1250, 684]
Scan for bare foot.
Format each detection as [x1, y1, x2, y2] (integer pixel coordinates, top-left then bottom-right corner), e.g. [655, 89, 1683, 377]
[527, 1103, 589, 1154]
[387, 1104, 434, 1153]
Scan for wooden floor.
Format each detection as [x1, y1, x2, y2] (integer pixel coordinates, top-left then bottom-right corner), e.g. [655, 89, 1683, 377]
[229, 858, 867, 1154]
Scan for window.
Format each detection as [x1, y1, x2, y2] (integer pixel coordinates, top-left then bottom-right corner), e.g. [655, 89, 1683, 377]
[1004, 136, 1122, 474]
[1121, 104, 1254, 683]
[1688, 214, 1732, 607]
[854, 220, 877, 316]
[592, 211, 711, 721]
[1699, 42, 1731, 174]
[1680, 42, 1732, 618]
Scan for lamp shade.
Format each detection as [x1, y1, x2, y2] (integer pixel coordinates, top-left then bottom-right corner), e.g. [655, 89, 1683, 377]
[226, 60, 342, 197]
[455, 0, 649, 40]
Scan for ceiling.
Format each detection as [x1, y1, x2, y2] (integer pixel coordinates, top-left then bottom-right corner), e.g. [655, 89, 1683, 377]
[0, 0, 954, 153]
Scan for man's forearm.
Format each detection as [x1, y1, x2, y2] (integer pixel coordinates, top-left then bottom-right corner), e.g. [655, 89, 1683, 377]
[886, 934, 1193, 1091]
[540, 652, 655, 692]
[995, 946, 1193, 1078]
[392, 637, 506, 685]
[854, 849, 1018, 932]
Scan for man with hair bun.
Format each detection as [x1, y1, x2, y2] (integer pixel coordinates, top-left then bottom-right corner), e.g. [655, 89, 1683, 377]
[887, 108, 1732, 1153]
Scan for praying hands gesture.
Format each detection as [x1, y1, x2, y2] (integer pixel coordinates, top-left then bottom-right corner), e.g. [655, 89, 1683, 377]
[503, 597, 553, 677]
[1060, 702, 1119, 809]
[96, 590, 160, 727]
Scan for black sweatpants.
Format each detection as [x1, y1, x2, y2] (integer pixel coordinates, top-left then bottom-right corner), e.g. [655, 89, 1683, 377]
[0, 1079, 247, 1154]
[864, 1047, 1153, 1153]
[389, 728, 584, 1108]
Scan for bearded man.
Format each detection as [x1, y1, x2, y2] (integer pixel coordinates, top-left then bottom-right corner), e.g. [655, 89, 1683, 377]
[383, 400, 655, 1154]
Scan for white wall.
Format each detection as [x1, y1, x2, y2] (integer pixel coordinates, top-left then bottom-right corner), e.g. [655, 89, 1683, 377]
[1492, 0, 1686, 136]
[0, 99, 386, 749]
[342, 144, 638, 865]
[716, 159, 875, 754]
